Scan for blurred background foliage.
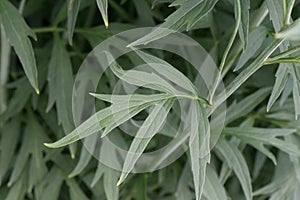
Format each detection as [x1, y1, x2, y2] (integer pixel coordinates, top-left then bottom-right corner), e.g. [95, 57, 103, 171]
[1, 0, 300, 199]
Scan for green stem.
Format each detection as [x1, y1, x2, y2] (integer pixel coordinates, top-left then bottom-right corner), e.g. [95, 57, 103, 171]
[267, 44, 300, 61]
[209, 0, 241, 103]
[264, 58, 300, 65]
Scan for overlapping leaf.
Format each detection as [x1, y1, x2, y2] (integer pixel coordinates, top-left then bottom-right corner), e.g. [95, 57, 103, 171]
[0, 0, 38, 92]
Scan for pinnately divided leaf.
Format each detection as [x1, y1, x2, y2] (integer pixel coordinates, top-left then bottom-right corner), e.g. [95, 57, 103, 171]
[224, 127, 299, 164]
[0, 0, 39, 93]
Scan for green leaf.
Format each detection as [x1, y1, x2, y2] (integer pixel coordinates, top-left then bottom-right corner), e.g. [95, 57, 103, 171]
[67, 0, 81, 45]
[44, 93, 174, 148]
[0, 0, 39, 93]
[68, 134, 97, 178]
[234, 27, 268, 71]
[128, 0, 218, 46]
[226, 87, 271, 124]
[239, 0, 250, 50]
[267, 65, 289, 111]
[109, 59, 177, 94]
[203, 166, 227, 200]
[47, 35, 76, 157]
[0, 119, 20, 184]
[103, 166, 119, 200]
[215, 38, 283, 108]
[189, 100, 210, 200]
[117, 98, 175, 185]
[135, 50, 198, 95]
[266, 0, 284, 32]
[96, 0, 109, 28]
[224, 127, 299, 164]
[215, 138, 252, 200]
[291, 65, 300, 118]
[66, 179, 89, 200]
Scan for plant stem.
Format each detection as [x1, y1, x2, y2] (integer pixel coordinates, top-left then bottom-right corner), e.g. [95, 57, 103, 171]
[264, 58, 300, 65]
[209, 0, 241, 103]
[267, 44, 300, 61]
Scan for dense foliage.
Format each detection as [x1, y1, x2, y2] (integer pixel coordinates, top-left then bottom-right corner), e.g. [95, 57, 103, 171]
[1, 0, 300, 199]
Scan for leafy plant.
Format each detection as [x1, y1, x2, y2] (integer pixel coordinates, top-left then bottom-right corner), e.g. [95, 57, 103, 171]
[1, 0, 300, 200]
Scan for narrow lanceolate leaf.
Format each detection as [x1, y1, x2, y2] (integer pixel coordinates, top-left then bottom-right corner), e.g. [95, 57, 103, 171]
[96, 0, 109, 28]
[109, 60, 177, 94]
[239, 0, 250, 50]
[224, 127, 299, 164]
[266, 0, 284, 32]
[291, 65, 300, 119]
[128, 0, 218, 46]
[203, 166, 227, 200]
[226, 87, 271, 124]
[44, 94, 173, 148]
[67, 0, 81, 45]
[103, 166, 120, 200]
[267, 65, 289, 111]
[215, 138, 252, 200]
[189, 100, 210, 200]
[47, 35, 76, 156]
[135, 50, 198, 95]
[235, 27, 268, 71]
[275, 18, 300, 41]
[0, 0, 39, 93]
[68, 134, 97, 178]
[117, 98, 175, 186]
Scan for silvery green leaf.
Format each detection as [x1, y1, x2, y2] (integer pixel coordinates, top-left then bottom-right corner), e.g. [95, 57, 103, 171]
[217, 38, 283, 108]
[0, 0, 38, 93]
[291, 65, 300, 119]
[266, 0, 284, 32]
[189, 100, 210, 200]
[44, 94, 174, 148]
[239, 0, 250, 50]
[267, 65, 289, 111]
[215, 138, 252, 200]
[135, 50, 198, 95]
[117, 98, 175, 185]
[235, 27, 268, 71]
[224, 127, 299, 164]
[109, 60, 177, 94]
[203, 166, 227, 200]
[226, 87, 271, 124]
[129, 0, 218, 46]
